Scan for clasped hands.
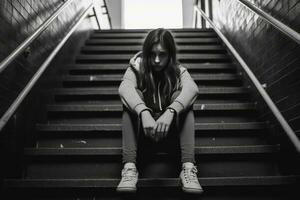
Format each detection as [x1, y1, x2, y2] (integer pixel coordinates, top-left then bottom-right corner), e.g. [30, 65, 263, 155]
[141, 109, 175, 142]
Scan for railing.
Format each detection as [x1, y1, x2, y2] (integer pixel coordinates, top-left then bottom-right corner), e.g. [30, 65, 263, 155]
[0, 0, 106, 132]
[237, 0, 300, 44]
[193, 0, 300, 153]
[90, 0, 111, 29]
[1, 0, 80, 73]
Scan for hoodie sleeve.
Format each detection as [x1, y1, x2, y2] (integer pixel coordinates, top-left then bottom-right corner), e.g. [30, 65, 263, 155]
[118, 53, 153, 117]
[167, 66, 199, 114]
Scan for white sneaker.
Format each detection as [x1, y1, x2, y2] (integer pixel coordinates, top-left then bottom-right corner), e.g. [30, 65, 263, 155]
[116, 163, 138, 192]
[179, 162, 203, 194]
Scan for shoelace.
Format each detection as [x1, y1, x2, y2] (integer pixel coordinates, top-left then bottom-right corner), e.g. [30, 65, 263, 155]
[122, 168, 137, 182]
[183, 166, 198, 183]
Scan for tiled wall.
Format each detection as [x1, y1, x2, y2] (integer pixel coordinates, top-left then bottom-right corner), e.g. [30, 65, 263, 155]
[0, 0, 96, 177]
[211, 0, 300, 135]
[0, 0, 94, 116]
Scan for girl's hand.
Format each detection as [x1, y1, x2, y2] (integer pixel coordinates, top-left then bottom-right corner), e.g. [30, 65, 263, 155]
[154, 109, 175, 141]
[141, 110, 156, 140]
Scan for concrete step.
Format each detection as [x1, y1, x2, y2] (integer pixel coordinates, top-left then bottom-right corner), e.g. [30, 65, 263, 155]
[81, 45, 226, 53]
[47, 87, 251, 103]
[44, 116, 260, 125]
[63, 63, 236, 71]
[93, 28, 215, 33]
[35, 122, 267, 132]
[35, 131, 270, 148]
[59, 73, 241, 81]
[75, 54, 231, 63]
[86, 38, 221, 45]
[23, 156, 280, 179]
[49, 87, 249, 96]
[46, 103, 256, 113]
[45, 99, 252, 106]
[58, 74, 243, 87]
[3, 184, 298, 200]
[4, 175, 299, 189]
[24, 145, 279, 156]
[21, 146, 280, 179]
[91, 31, 218, 38]
[62, 63, 237, 75]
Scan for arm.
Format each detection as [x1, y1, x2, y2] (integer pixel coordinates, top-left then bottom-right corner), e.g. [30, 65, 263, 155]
[167, 66, 199, 114]
[118, 66, 152, 117]
[119, 64, 157, 140]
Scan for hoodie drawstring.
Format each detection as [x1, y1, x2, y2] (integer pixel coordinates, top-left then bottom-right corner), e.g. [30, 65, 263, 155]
[158, 82, 162, 111]
[153, 82, 162, 111]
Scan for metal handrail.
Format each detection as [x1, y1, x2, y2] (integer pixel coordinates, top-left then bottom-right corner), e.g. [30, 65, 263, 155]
[194, 5, 300, 153]
[0, 0, 76, 74]
[0, 3, 95, 132]
[237, 0, 300, 44]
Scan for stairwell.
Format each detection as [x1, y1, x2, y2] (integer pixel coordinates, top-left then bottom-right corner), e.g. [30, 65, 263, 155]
[2, 29, 300, 199]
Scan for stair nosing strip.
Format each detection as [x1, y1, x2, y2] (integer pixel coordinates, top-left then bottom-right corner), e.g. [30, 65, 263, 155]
[4, 175, 299, 188]
[47, 87, 249, 95]
[58, 74, 241, 82]
[46, 103, 255, 112]
[63, 63, 236, 70]
[36, 122, 266, 131]
[24, 145, 280, 156]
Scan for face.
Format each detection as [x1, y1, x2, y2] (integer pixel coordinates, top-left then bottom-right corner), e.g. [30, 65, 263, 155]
[150, 43, 169, 72]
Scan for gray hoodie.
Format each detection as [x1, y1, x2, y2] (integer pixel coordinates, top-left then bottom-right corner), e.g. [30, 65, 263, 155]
[118, 52, 200, 117]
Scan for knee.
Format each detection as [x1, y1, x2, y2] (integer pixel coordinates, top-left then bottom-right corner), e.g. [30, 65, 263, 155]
[170, 90, 181, 102]
[185, 108, 194, 118]
[183, 108, 195, 124]
[176, 107, 194, 126]
[122, 107, 133, 118]
[122, 108, 140, 126]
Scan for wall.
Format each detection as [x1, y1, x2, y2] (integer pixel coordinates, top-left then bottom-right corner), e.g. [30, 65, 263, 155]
[0, 0, 95, 178]
[211, 0, 300, 136]
[182, 0, 194, 28]
[0, 0, 94, 116]
[106, 0, 122, 29]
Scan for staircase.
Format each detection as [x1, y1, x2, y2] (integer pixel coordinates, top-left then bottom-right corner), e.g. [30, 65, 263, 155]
[2, 29, 299, 199]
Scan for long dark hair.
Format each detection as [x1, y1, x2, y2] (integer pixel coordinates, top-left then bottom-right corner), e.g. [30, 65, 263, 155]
[137, 28, 181, 106]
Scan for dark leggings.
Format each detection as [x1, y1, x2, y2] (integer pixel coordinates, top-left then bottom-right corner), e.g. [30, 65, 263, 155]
[122, 90, 196, 164]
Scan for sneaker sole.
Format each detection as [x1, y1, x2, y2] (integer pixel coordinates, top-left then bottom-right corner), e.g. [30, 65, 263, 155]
[116, 187, 137, 193]
[182, 186, 204, 194]
[180, 180, 204, 194]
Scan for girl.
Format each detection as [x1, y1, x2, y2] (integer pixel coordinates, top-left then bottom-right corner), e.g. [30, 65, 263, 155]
[117, 28, 203, 194]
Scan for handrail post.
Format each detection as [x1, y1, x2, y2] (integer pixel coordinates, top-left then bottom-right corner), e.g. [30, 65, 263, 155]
[193, 0, 198, 28]
[208, 0, 213, 21]
[200, 0, 206, 28]
[103, 0, 112, 29]
[92, 6, 101, 30]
